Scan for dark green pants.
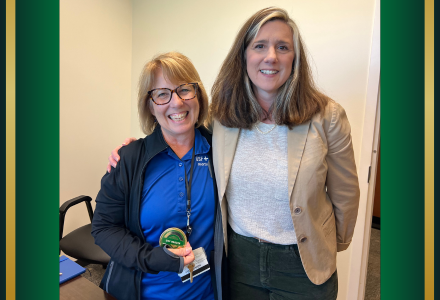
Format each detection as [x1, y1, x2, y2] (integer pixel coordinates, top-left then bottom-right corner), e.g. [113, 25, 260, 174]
[228, 227, 338, 300]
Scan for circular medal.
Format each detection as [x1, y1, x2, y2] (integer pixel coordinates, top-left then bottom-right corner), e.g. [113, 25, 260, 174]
[159, 228, 187, 249]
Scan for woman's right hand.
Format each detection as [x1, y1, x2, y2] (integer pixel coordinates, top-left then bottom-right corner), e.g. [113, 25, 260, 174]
[167, 242, 195, 266]
[107, 137, 137, 173]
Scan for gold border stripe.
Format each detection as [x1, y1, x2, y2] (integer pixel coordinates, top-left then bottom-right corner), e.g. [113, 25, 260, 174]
[6, 1, 16, 299]
[425, 0, 434, 299]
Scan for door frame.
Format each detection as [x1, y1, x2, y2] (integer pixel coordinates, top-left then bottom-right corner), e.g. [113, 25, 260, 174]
[346, 0, 381, 298]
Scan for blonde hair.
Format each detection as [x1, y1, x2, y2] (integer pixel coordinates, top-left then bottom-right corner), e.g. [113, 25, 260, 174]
[138, 52, 209, 135]
[210, 7, 328, 129]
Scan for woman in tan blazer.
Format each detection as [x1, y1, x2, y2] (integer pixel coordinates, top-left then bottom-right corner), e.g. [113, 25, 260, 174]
[109, 7, 359, 300]
[209, 7, 360, 300]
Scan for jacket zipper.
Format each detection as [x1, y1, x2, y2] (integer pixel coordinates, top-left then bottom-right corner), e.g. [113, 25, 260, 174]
[106, 260, 114, 293]
[137, 149, 165, 300]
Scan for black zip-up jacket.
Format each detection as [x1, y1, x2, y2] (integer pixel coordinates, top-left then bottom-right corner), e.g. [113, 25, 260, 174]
[91, 125, 225, 300]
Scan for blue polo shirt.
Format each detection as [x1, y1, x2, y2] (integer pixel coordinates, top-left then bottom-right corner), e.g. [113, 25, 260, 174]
[139, 128, 215, 300]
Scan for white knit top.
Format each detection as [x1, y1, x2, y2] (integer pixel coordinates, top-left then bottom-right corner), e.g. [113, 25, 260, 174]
[226, 122, 297, 244]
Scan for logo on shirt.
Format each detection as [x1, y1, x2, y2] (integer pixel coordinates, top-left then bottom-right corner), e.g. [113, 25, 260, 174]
[197, 156, 209, 166]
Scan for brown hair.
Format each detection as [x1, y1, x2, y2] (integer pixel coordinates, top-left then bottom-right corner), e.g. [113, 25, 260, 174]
[210, 7, 329, 129]
[138, 52, 209, 135]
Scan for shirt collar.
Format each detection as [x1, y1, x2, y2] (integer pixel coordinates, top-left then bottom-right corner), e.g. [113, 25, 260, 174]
[165, 128, 210, 160]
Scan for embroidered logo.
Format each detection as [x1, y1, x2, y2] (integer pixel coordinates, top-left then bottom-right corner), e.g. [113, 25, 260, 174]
[197, 156, 209, 166]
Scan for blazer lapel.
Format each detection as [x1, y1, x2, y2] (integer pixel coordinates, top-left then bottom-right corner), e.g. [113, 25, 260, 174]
[212, 120, 240, 204]
[287, 120, 311, 197]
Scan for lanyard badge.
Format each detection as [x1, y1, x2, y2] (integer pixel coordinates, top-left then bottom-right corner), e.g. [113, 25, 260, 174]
[184, 146, 195, 239]
[159, 143, 196, 248]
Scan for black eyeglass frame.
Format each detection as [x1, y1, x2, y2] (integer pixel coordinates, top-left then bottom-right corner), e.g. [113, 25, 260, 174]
[147, 82, 199, 105]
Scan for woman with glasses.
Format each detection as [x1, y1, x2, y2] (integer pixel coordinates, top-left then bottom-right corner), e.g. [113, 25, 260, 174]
[92, 52, 223, 300]
[108, 7, 360, 300]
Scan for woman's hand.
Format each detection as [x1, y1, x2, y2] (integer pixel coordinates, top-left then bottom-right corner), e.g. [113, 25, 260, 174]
[107, 137, 137, 173]
[168, 242, 195, 266]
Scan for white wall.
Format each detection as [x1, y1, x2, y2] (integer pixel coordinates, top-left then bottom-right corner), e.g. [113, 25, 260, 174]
[130, 1, 376, 299]
[130, 0, 374, 159]
[60, 0, 132, 235]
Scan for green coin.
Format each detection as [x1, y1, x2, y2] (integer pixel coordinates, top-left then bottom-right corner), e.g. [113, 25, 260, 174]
[159, 228, 187, 249]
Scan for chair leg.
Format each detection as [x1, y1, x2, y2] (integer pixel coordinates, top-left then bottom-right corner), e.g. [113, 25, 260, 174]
[75, 259, 89, 267]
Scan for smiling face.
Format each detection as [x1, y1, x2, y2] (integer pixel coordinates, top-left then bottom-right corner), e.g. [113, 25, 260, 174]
[246, 20, 295, 101]
[149, 68, 199, 143]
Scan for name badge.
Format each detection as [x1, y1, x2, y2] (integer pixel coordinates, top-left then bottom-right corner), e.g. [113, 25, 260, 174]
[178, 247, 210, 283]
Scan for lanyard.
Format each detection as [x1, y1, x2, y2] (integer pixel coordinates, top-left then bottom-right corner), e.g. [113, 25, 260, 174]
[184, 144, 196, 239]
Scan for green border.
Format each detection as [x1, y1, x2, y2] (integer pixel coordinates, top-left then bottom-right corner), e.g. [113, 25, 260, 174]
[381, 0, 425, 299]
[16, 1, 59, 299]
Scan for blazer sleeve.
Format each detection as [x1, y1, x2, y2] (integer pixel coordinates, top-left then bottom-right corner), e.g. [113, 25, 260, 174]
[91, 146, 183, 273]
[325, 102, 360, 252]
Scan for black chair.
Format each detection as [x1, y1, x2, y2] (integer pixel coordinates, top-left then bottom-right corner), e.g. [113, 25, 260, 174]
[59, 195, 110, 267]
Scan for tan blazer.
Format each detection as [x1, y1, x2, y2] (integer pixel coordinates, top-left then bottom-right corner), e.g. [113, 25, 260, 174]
[212, 100, 360, 285]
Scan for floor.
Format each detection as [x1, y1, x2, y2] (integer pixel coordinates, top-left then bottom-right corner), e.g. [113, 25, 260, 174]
[364, 228, 380, 300]
[81, 228, 381, 299]
[81, 263, 106, 287]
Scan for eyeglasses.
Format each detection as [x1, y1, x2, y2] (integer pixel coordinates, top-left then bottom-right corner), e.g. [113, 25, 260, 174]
[148, 83, 198, 105]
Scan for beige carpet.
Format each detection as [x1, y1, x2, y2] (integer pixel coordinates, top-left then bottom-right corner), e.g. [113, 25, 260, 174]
[365, 228, 380, 299]
[81, 263, 106, 287]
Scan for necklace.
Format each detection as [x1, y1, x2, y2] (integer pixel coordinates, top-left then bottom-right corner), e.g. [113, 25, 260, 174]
[254, 123, 277, 134]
